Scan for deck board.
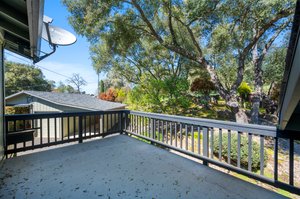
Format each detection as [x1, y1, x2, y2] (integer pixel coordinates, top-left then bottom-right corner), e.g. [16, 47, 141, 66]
[0, 135, 286, 199]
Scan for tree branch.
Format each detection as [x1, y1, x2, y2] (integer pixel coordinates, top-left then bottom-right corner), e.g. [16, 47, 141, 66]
[173, 15, 203, 59]
[131, 0, 164, 43]
[166, 0, 179, 46]
[242, 7, 294, 56]
[259, 18, 292, 62]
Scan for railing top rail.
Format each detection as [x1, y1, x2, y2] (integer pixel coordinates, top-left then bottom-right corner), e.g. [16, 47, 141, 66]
[128, 110, 277, 137]
[5, 110, 126, 120]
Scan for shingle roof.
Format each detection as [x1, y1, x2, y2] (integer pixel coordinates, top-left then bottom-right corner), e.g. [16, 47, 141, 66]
[6, 91, 126, 111]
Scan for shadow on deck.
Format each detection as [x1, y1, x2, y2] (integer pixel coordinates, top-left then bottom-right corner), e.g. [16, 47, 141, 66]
[0, 135, 286, 199]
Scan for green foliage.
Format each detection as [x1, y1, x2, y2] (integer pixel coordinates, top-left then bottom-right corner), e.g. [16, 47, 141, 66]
[5, 61, 54, 96]
[213, 133, 267, 171]
[63, 0, 294, 121]
[55, 81, 75, 93]
[126, 75, 191, 114]
[115, 87, 128, 102]
[263, 47, 286, 86]
[237, 82, 252, 101]
[100, 80, 105, 93]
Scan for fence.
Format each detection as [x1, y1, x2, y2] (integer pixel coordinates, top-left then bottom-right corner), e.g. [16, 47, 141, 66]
[4, 110, 300, 194]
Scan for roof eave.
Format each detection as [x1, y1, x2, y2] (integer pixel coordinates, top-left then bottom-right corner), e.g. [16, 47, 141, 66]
[26, 0, 44, 59]
[278, 0, 300, 130]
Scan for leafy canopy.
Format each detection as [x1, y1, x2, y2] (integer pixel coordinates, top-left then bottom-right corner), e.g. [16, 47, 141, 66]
[5, 61, 54, 96]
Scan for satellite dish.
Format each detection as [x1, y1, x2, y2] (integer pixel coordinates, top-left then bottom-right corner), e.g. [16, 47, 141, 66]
[34, 16, 77, 63]
[42, 24, 77, 46]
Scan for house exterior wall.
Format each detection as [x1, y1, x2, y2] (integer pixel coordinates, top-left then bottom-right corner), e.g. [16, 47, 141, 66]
[6, 94, 121, 141]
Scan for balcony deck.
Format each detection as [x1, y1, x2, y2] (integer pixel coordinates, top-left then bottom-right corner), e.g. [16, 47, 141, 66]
[0, 135, 286, 199]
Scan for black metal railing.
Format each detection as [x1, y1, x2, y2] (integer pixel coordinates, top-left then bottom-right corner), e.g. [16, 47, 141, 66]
[4, 110, 300, 194]
[5, 110, 124, 154]
[124, 110, 300, 195]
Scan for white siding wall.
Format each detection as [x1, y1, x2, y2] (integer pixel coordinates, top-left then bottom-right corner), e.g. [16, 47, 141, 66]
[6, 94, 121, 141]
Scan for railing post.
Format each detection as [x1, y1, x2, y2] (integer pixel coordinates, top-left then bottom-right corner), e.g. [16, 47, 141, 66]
[78, 115, 83, 143]
[203, 127, 209, 166]
[123, 112, 129, 135]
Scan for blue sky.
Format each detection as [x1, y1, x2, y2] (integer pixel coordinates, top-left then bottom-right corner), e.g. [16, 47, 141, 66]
[5, 0, 102, 94]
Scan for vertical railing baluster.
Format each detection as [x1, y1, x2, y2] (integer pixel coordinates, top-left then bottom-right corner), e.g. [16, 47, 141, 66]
[118, 113, 122, 133]
[191, 125, 194, 153]
[23, 120, 26, 147]
[47, 118, 50, 143]
[170, 122, 173, 146]
[94, 115, 96, 135]
[180, 123, 183, 149]
[218, 128, 222, 161]
[74, 116, 76, 138]
[124, 113, 127, 132]
[162, 121, 165, 143]
[89, 115, 92, 136]
[248, 133, 252, 172]
[274, 137, 278, 182]
[61, 117, 64, 141]
[40, 118, 43, 144]
[210, 127, 214, 158]
[31, 119, 35, 147]
[102, 114, 104, 134]
[185, 124, 188, 150]
[143, 116, 145, 136]
[135, 115, 137, 133]
[110, 114, 112, 133]
[198, 126, 201, 155]
[106, 114, 109, 133]
[228, 130, 231, 164]
[128, 114, 131, 132]
[237, 131, 241, 168]
[289, 138, 294, 186]
[260, 135, 264, 175]
[54, 117, 57, 142]
[166, 121, 168, 144]
[153, 119, 156, 140]
[149, 118, 153, 139]
[203, 127, 209, 166]
[175, 123, 177, 147]
[68, 117, 70, 139]
[13, 120, 16, 132]
[148, 118, 151, 137]
[79, 116, 83, 143]
[85, 115, 87, 136]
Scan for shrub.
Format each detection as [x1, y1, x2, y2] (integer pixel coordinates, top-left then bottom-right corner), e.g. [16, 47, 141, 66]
[213, 133, 267, 171]
[237, 81, 252, 102]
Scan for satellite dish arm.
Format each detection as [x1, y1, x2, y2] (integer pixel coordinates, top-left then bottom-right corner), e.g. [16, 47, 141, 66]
[33, 22, 57, 63]
[33, 44, 56, 64]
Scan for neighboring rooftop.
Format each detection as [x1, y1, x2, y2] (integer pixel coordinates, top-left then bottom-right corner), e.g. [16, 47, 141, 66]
[6, 90, 126, 111]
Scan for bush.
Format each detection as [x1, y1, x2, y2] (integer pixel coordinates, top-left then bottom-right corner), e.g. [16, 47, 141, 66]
[237, 81, 252, 102]
[213, 133, 267, 171]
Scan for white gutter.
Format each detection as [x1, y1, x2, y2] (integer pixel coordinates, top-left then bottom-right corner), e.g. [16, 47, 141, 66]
[278, 29, 300, 130]
[26, 0, 44, 59]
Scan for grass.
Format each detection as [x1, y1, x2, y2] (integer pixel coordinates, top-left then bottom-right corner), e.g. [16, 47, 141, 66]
[232, 172, 292, 198]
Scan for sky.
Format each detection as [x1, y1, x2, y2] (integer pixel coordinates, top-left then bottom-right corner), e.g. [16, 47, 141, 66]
[5, 0, 103, 95]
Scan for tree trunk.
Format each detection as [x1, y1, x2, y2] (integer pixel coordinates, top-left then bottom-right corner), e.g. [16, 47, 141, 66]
[227, 95, 249, 123]
[251, 42, 263, 124]
[204, 61, 249, 123]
